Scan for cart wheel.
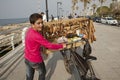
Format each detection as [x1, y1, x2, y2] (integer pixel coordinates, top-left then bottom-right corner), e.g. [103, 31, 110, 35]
[64, 60, 72, 74]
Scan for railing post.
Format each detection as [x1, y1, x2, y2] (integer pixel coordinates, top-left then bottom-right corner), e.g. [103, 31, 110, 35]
[21, 27, 28, 46]
[11, 33, 15, 50]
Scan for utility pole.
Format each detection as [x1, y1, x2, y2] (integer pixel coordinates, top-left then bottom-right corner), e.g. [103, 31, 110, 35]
[57, 2, 62, 20]
[38, 0, 41, 13]
[45, 0, 49, 22]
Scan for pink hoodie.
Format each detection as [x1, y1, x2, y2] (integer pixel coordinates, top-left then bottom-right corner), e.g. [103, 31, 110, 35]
[24, 27, 63, 63]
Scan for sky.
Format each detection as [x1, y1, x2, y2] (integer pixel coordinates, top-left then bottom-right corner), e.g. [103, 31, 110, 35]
[0, 0, 112, 19]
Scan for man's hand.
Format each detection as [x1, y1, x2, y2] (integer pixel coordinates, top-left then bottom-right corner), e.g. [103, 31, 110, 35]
[57, 43, 66, 50]
[56, 36, 68, 44]
[62, 43, 66, 48]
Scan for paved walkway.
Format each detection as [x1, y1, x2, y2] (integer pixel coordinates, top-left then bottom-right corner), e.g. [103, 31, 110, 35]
[2, 22, 120, 80]
[92, 23, 120, 80]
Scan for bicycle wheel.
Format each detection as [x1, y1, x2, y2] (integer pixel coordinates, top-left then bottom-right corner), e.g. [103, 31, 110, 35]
[64, 59, 72, 74]
[61, 50, 73, 74]
[70, 56, 83, 80]
[85, 61, 100, 80]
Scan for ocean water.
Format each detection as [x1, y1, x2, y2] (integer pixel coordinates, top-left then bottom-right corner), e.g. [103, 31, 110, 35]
[0, 18, 29, 26]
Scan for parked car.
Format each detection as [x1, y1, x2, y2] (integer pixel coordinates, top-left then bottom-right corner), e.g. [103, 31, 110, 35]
[101, 17, 118, 25]
[92, 17, 101, 23]
[54, 17, 58, 20]
[118, 20, 120, 27]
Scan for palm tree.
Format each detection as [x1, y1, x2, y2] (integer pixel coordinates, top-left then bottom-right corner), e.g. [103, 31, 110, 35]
[99, 0, 106, 17]
[92, 4, 97, 16]
[110, 0, 120, 18]
[79, 0, 91, 17]
[112, 0, 116, 3]
[110, 0, 116, 16]
[71, 0, 78, 16]
[76, 6, 79, 10]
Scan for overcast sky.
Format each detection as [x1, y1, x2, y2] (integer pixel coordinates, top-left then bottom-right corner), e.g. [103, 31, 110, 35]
[0, 0, 112, 19]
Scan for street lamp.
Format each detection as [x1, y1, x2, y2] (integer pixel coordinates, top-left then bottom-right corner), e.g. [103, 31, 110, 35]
[57, 2, 62, 19]
[59, 7, 62, 18]
[45, 0, 49, 22]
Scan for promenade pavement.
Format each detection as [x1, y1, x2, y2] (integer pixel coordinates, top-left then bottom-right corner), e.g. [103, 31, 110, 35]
[2, 22, 120, 80]
[92, 23, 120, 80]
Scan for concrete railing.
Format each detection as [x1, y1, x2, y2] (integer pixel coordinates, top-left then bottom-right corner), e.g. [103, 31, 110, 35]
[0, 26, 29, 55]
[0, 26, 29, 79]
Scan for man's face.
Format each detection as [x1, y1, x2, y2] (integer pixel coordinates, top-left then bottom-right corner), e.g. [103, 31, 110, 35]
[32, 18, 43, 32]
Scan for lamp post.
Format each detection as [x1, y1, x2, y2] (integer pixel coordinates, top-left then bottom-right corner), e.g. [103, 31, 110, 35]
[57, 2, 62, 19]
[59, 7, 62, 18]
[45, 0, 49, 22]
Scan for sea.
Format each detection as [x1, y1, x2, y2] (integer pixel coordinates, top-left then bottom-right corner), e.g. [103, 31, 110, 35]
[0, 18, 29, 26]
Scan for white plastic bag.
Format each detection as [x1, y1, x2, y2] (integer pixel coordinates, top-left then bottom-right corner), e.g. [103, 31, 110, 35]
[57, 36, 68, 43]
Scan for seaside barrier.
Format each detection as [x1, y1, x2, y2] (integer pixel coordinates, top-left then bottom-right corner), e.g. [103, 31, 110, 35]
[0, 23, 29, 57]
[0, 24, 29, 79]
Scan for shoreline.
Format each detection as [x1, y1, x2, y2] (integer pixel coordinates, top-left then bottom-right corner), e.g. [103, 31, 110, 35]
[0, 22, 29, 33]
[0, 22, 30, 40]
[0, 22, 30, 56]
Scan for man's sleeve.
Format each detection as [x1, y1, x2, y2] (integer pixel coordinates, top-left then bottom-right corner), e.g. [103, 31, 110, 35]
[34, 33, 63, 50]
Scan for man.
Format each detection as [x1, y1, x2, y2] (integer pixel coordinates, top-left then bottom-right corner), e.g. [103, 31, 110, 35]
[41, 12, 47, 22]
[24, 13, 66, 80]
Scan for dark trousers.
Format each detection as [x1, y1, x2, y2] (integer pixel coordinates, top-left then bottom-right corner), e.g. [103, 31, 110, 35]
[25, 59, 46, 80]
